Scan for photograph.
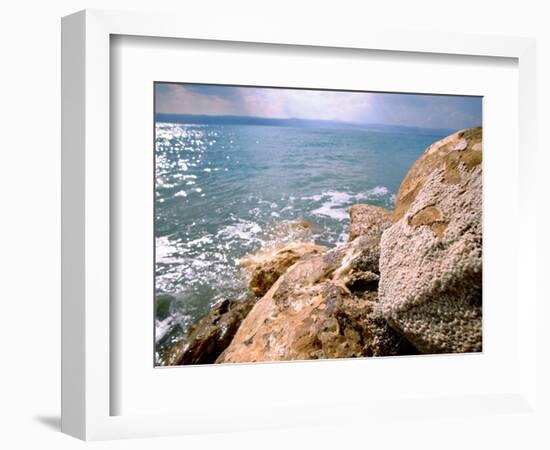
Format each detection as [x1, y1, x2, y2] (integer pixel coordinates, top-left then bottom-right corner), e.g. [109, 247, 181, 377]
[154, 83, 483, 366]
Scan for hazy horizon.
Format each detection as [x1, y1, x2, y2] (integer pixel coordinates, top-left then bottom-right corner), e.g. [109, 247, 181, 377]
[155, 83, 482, 131]
[155, 112, 464, 134]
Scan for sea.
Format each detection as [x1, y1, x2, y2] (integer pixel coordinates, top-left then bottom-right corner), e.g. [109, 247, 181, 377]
[154, 121, 449, 364]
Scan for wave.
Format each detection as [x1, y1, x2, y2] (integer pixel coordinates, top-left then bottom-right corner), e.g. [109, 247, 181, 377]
[156, 316, 181, 343]
[307, 187, 392, 221]
[216, 220, 262, 242]
[155, 236, 184, 265]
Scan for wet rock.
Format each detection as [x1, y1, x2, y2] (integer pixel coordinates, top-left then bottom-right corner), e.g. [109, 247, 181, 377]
[240, 242, 326, 297]
[165, 297, 257, 365]
[348, 204, 392, 241]
[379, 127, 483, 354]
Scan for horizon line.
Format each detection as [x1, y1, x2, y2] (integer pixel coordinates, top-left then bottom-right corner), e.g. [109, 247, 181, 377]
[154, 113, 475, 133]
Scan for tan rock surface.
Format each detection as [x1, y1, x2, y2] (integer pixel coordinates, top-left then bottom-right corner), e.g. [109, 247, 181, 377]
[379, 127, 483, 354]
[391, 127, 482, 223]
[240, 242, 326, 298]
[348, 204, 392, 241]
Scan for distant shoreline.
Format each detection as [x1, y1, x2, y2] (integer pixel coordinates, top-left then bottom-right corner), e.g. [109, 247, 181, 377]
[155, 113, 459, 137]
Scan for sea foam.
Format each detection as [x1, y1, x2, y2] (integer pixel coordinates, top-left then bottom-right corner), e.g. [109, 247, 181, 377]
[309, 187, 391, 221]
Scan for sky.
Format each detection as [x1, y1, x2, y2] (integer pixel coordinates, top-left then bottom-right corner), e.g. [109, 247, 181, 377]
[155, 83, 482, 130]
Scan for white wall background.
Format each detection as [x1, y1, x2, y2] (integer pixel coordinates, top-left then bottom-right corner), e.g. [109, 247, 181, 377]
[0, 1, 547, 449]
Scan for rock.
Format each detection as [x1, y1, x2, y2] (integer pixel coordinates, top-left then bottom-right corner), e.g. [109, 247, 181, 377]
[218, 241, 370, 362]
[348, 204, 392, 241]
[378, 127, 483, 354]
[363, 315, 418, 357]
[391, 127, 482, 223]
[240, 242, 326, 297]
[165, 297, 257, 365]
[217, 206, 415, 363]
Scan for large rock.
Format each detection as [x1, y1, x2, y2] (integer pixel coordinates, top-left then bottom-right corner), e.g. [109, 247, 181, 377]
[348, 204, 392, 241]
[218, 207, 416, 364]
[164, 297, 257, 365]
[240, 242, 325, 297]
[391, 127, 482, 224]
[218, 240, 369, 362]
[378, 127, 483, 354]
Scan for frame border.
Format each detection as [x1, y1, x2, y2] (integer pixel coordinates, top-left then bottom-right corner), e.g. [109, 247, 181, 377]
[61, 9, 537, 440]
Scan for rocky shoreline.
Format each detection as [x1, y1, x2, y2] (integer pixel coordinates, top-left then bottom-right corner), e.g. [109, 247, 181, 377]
[165, 127, 483, 365]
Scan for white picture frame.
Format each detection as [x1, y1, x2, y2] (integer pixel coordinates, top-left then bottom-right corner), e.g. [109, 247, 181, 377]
[61, 9, 539, 441]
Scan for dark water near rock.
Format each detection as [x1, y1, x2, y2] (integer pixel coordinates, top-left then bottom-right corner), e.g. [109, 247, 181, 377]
[155, 122, 447, 364]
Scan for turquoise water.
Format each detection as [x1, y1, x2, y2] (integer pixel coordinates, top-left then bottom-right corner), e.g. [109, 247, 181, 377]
[155, 123, 448, 363]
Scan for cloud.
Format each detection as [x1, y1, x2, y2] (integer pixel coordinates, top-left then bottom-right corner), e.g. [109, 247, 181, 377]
[239, 88, 374, 122]
[155, 83, 481, 130]
[155, 84, 238, 116]
[367, 94, 482, 129]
